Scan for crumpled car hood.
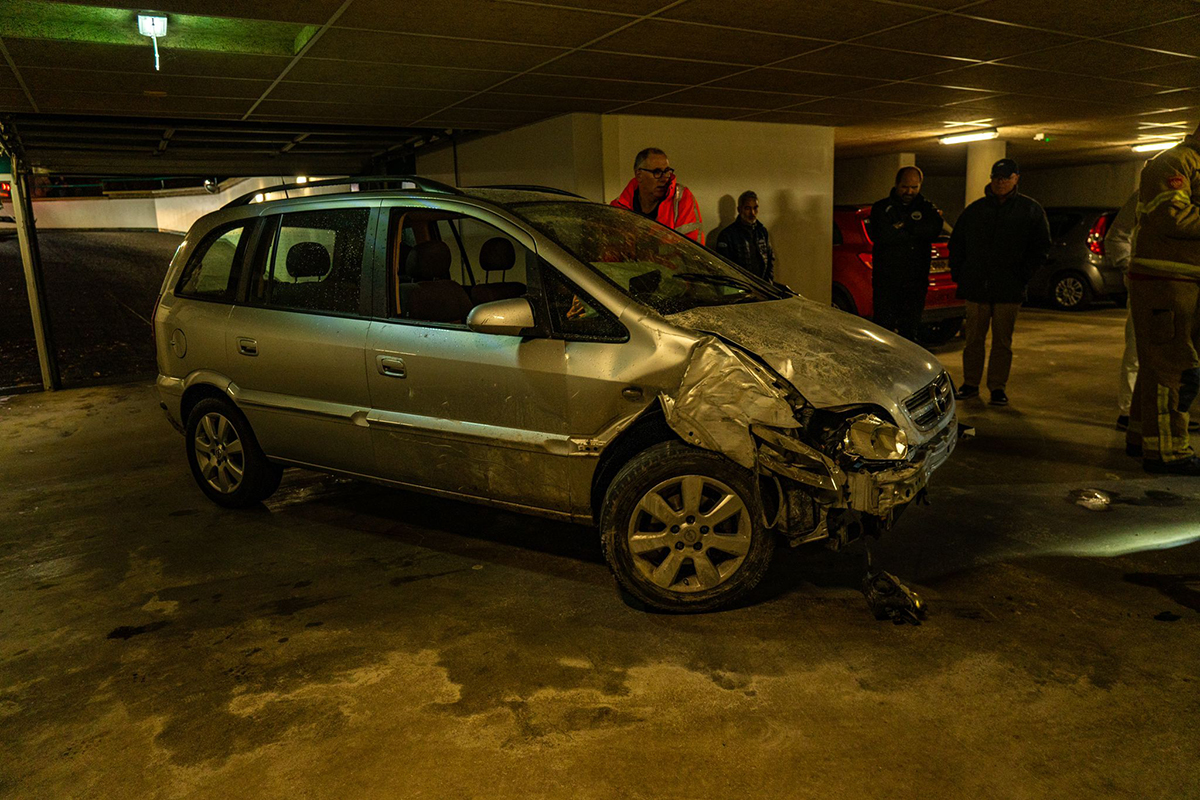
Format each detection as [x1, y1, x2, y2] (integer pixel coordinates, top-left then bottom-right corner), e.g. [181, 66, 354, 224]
[668, 296, 945, 433]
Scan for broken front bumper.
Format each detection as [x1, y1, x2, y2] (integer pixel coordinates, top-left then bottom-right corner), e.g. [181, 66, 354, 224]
[843, 418, 957, 515]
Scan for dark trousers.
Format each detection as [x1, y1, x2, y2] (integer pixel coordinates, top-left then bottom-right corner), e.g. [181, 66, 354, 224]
[873, 277, 928, 342]
[1126, 277, 1200, 463]
[962, 301, 1021, 391]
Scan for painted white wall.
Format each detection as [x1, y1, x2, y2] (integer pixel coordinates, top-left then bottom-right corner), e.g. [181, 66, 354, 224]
[833, 153, 915, 206]
[30, 196, 158, 229]
[418, 112, 836, 302]
[1015, 160, 1143, 209]
[965, 139, 1007, 207]
[920, 175, 967, 224]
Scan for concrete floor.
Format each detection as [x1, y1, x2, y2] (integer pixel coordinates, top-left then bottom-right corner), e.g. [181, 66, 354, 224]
[2, 308, 1198, 798]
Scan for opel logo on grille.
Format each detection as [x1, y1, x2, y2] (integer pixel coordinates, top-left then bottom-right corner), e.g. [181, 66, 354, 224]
[933, 381, 951, 415]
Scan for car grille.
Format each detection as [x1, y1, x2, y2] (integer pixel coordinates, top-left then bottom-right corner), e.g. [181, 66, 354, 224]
[903, 371, 954, 431]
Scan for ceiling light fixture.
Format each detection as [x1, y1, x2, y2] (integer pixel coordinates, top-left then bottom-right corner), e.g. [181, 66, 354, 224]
[939, 128, 999, 145]
[137, 14, 167, 71]
[1131, 140, 1180, 153]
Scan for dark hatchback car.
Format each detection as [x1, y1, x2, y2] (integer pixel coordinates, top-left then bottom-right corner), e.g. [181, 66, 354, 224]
[1027, 206, 1122, 311]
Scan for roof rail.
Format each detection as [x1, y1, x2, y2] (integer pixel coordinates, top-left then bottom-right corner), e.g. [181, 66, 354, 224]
[471, 184, 586, 199]
[223, 175, 463, 209]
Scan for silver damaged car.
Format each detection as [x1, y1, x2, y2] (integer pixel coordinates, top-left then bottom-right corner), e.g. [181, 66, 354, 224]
[154, 178, 957, 612]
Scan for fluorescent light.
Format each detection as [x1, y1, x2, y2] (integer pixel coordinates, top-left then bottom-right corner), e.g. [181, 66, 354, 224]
[251, 193, 264, 204]
[939, 128, 999, 145]
[295, 176, 308, 184]
[137, 15, 167, 71]
[137, 15, 167, 37]
[1131, 140, 1180, 153]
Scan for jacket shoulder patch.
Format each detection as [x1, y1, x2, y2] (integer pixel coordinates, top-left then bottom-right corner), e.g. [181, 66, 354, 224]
[1168, 174, 1186, 190]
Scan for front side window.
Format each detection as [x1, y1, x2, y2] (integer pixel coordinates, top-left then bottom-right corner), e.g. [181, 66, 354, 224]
[516, 202, 788, 316]
[176, 223, 249, 300]
[251, 208, 369, 315]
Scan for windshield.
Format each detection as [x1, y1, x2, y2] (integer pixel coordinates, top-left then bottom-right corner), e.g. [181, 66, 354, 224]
[515, 202, 789, 315]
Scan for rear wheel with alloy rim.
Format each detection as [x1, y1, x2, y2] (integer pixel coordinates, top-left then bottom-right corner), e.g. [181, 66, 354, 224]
[1051, 272, 1092, 311]
[601, 441, 774, 612]
[185, 397, 282, 508]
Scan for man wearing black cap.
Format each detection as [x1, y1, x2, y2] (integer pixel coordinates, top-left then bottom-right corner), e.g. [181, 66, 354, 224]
[949, 158, 1052, 406]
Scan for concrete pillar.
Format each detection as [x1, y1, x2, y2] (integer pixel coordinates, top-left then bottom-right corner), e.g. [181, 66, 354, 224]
[9, 167, 60, 390]
[965, 139, 1006, 207]
[833, 152, 916, 205]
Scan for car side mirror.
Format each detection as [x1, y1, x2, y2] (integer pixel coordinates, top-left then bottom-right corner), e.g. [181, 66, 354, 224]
[466, 296, 536, 336]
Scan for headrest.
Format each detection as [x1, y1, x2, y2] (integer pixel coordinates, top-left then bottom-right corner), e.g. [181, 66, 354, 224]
[286, 241, 330, 278]
[479, 237, 515, 272]
[412, 240, 452, 281]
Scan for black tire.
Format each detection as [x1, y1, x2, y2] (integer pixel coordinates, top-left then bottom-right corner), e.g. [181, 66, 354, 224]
[831, 286, 856, 314]
[185, 398, 282, 508]
[600, 441, 775, 613]
[919, 318, 963, 346]
[1051, 272, 1092, 311]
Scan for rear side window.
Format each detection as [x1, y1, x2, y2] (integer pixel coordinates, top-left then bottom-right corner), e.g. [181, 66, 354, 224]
[1047, 212, 1083, 241]
[176, 223, 250, 300]
[250, 208, 369, 315]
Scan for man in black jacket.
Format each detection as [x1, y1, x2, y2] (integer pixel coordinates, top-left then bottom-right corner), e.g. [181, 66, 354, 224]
[869, 166, 944, 341]
[715, 190, 775, 281]
[949, 158, 1052, 406]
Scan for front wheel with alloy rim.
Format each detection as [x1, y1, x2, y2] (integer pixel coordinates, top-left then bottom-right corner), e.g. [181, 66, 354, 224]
[600, 441, 775, 612]
[185, 397, 282, 508]
[1051, 272, 1092, 311]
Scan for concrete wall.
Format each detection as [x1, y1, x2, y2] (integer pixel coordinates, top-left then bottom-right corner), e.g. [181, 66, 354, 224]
[419, 112, 836, 302]
[920, 175, 967, 224]
[418, 115, 603, 198]
[29, 196, 158, 229]
[833, 153, 915, 206]
[1015, 160, 1143, 209]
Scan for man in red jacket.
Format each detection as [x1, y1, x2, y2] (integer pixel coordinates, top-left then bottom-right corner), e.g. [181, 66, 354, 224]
[611, 147, 704, 244]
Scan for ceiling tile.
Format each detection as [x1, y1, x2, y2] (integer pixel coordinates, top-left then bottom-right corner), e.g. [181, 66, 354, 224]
[965, 0, 1200, 37]
[541, 51, 744, 84]
[0, 66, 19, 89]
[658, 0, 934, 41]
[999, 40, 1187, 76]
[468, 92, 622, 113]
[286, 59, 512, 91]
[1119, 60, 1200, 89]
[406, 106, 549, 126]
[854, 16, 1076, 61]
[336, 0, 629, 47]
[2, 38, 292, 80]
[1103, 16, 1200, 54]
[512, 0, 669, 12]
[306, 29, 565, 71]
[594, 20, 824, 65]
[656, 86, 822, 110]
[37, 0, 346, 24]
[0, 87, 34, 110]
[713, 68, 885, 96]
[618, 103, 747, 120]
[739, 109, 856, 126]
[773, 45, 973, 81]
[34, 91, 251, 116]
[22, 68, 272, 99]
[502, 73, 680, 101]
[848, 82, 1000, 105]
[269, 82, 469, 107]
[933, 64, 1169, 103]
[786, 97, 931, 118]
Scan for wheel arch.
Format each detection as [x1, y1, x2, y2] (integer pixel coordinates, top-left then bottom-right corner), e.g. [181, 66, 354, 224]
[590, 401, 682, 525]
[180, 382, 234, 428]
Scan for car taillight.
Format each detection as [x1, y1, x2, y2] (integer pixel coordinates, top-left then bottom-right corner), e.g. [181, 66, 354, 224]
[858, 253, 873, 269]
[0, 181, 9, 198]
[1087, 213, 1113, 256]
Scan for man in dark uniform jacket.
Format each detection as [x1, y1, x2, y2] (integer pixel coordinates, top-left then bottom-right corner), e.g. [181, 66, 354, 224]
[715, 190, 775, 281]
[869, 166, 944, 342]
[949, 158, 1052, 407]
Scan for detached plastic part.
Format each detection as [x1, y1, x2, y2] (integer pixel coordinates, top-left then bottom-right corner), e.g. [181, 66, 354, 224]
[863, 570, 927, 625]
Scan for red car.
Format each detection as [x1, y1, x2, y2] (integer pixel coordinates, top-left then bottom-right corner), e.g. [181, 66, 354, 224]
[832, 204, 965, 346]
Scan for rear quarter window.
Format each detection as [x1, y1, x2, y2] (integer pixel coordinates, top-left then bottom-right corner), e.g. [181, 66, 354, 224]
[176, 223, 251, 301]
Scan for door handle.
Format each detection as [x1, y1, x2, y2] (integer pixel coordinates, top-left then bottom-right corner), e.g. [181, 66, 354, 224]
[237, 337, 258, 356]
[376, 355, 406, 378]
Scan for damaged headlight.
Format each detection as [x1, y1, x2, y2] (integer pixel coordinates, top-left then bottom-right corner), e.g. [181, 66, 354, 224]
[843, 414, 908, 461]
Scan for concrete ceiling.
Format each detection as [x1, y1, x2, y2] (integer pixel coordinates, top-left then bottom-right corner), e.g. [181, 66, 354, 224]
[2, 0, 1199, 174]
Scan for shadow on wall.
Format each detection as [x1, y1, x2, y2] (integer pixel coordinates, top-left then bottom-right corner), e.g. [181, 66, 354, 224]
[772, 189, 829, 302]
[707, 193, 737, 244]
